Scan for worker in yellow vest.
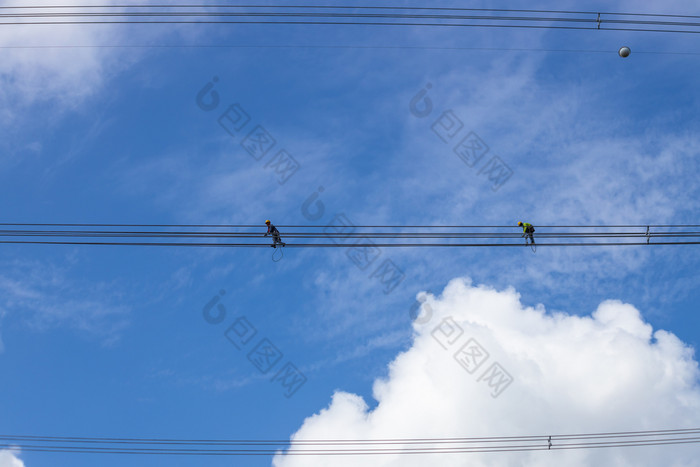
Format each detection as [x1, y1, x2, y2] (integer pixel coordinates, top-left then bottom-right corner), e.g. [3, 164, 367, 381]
[518, 221, 535, 244]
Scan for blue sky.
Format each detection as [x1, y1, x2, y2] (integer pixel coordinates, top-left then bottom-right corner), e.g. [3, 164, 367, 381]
[2, 1, 700, 466]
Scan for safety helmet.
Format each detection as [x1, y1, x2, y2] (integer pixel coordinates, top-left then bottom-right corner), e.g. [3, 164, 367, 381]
[517, 221, 523, 226]
[265, 220, 271, 224]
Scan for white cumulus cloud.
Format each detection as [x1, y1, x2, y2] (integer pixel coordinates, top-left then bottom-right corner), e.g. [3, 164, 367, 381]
[274, 278, 700, 467]
[0, 450, 24, 467]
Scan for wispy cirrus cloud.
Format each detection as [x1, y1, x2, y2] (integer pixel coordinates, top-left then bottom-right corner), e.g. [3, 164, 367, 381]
[0, 258, 130, 351]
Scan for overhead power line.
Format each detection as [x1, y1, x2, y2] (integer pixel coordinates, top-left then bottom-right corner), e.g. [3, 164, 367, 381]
[0, 222, 700, 229]
[1, 428, 699, 456]
[1, 44, 699, 57]
[0, 224, 697, 247]
[1, 4, 700, 33]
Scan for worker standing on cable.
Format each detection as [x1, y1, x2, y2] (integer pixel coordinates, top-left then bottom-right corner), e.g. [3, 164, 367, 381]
[264, 220, 285, 247]
[518, 221, 535, 244]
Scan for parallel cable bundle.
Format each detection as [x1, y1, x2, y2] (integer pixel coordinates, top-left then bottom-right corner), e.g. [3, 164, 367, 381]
[0, 223, 698, 247]
[1, 4, 700, 33]
[1, 428, 699, 456]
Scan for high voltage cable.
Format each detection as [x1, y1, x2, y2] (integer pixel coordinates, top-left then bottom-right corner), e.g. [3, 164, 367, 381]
[2, 4, 700, 20]
[0, 224, 698, 247]
[2, 223, 699, 228]
[3, 13, 699, 29]
[1, 5, 700, 33]
[0, 5, 659, 16]
[1, 230, 700, 238]
[6, 439, 700, 455]
[1, 44, 699, 56]
[3, 22, 700, 35]
[2, 241, 699, 247]
[4, 427, 700, 443]
[1, 428, 699, 456]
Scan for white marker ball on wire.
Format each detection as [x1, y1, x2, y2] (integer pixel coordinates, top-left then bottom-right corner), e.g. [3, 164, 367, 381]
[618, 46, 631, 58]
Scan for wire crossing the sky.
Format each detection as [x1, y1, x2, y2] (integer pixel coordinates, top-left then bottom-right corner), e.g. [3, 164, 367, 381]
[1, 428, 699, 456]
[2, 4, 700, 33]
[0, 223, 698, 247]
